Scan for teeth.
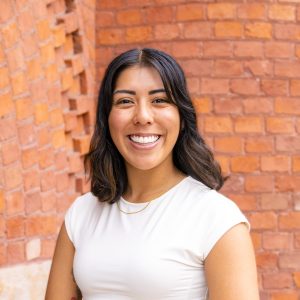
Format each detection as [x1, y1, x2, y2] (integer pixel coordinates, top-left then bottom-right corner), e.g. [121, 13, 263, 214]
[130, 135, 159, 144]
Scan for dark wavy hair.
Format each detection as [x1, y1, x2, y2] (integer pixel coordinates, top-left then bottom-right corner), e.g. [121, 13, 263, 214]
[85, 48, 225, 203]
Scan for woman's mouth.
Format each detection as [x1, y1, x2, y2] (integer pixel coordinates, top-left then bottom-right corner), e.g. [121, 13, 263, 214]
[128, 135, 160, 144]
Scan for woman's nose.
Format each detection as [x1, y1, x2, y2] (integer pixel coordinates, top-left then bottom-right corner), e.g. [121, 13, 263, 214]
[133, 103, 154, 125]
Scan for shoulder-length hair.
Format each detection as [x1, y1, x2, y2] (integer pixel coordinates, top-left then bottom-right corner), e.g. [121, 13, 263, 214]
[85, 48, 225, 203]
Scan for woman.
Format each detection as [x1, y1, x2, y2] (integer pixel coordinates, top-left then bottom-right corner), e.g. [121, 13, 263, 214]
[46, 48, 259, 299]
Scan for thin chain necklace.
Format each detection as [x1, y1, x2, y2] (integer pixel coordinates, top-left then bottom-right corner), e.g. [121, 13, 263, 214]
[116, 199, 152, 214]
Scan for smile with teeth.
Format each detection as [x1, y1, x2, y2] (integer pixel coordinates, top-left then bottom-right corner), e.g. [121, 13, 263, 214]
[129, 135, 160, 144]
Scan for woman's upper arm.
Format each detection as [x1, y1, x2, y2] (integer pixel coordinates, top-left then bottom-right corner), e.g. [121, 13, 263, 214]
[45, 222, 80, 300]
[204, 223, 259, 300]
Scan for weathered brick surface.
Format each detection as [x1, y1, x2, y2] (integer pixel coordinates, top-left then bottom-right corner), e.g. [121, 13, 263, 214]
[0, 0, 95, 276]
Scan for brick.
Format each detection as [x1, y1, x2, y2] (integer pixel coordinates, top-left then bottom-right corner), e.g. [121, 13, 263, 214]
[275, 61, 300, 77]
[244, 60, 273, 77]
[0, 1, 14, 23]
[177, 4, 204, 21]
[38, 147, 54, 169]
[261, 80, 288, 96]
[186, 78, 199, 94]
[233, 41, 263, 58]
[64, 111, 77, 132]
[6, 190, 24, 215]
[66, 54, 84, 76]
[116, 9, 142, 26]
[21, 147, 38, 169]
[61, 67, 73, 92]
[263, 233, 292, 250]
[214, 98, 242, 114]
[0, 66, 10, 89]
[269, 4, 295, 21]
[275, 98, 300, 115]
[0, 118, 17, 142]
[18, 123, 35, 146]
[183, 22, 213, 39]
[243, 98, 273, 114]
[26, 238, 41, 261]
[15, 97, 34, 120]
[231, 156, 259, 173]
[17, 9, 34, 36]
[183, 60, 213, 77]
[22, 34, 38, 57]
[97, 0, 123, 9]
[293, 156, 300, 172]
[207, 3, 236, 19]
[58, 12, 79, 33]
[227, 194, 257, 211]
[291, 80, 300, 96]
[256, 252, 278, 270]
[275, 24, 300, 40]
[36, 19, 51, 41]
[279, 253, 300, 269]
[201, 78, 229, 94]
[279, 212, 300, 229]
[263, 272, 293, 289]
[234, 117, 264, 133]
[215, 22, 243, 38]
[293, 272, 300, 288]
[4, 165, 23, 189]
[96, 11, 115, 27]
[1, 141, 20, 165]
[73, 135, 91, 154]
[27, 56, 42, 81]
[231, 79, 259, 95]
[40, 170, 56, 191]
[23, 169, 39, 191]
[97, 29, 124, 45]
[276, 136, 300, 152]
[154, 24, 179, 41]
[192, 97, 213, 114]
[52, 129, 66, 149]
[203, 41, 232, 57]
[260, 193, 290, 210]
[251, 232, 261, 250]
[172, 41, 202, 58]
[52, 24, 66, 48]
[0, 93, 14, 117]
[245, 23, 272, 39]
[144, 6, 173, 24]
[237, 3, 265, 20]
[245, 175, 274, 192]
[275, 175, 300, 192]
[0, 191, 4, 213]
[41, 192, 56, 212]
[271, 292, 299, 300]
[34, 103, 49, 125]
[68, 153, 82, 173]
[2, 22, 20, 48]
[25, 191, 41, 214]
[7, 216, 24, 239]
[26, 215, 57, 236]
[56, 172, 69, 192]
[214, 60, 243, 76]
[76, 176, 90, 194]
[40, 42, 55, 65]
[249, 212, 277, 229]
[7, 241, 25, 264]
[265, 42, 294, 58]
[267, 117, 295, 134]
[41, 238, 56, 259]
[11, 72, 28, 96]
[69, 96, 90, 115]
[204, 117, 232, 133]
[7, 46, 25, 72]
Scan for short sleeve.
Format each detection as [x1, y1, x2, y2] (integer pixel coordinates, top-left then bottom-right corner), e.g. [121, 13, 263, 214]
[201, 190, 250, 260]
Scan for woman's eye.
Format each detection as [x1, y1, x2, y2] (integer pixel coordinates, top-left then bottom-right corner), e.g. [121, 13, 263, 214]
[153, 98, 169, 104]
[115, 99, 133, 105]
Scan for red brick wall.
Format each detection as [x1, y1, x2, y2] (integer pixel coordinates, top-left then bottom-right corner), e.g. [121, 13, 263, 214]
[0, 0, 95, 267]
[95, 1, 300, 299]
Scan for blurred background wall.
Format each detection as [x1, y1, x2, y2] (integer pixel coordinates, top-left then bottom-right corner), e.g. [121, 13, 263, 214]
[0, 0, 300, 299]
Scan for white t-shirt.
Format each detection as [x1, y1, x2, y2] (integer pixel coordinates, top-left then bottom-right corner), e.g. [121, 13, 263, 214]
[65, 176, 249, 300]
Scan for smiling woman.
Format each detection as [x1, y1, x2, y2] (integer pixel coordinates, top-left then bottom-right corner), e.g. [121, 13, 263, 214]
[45, 48, 259, 300]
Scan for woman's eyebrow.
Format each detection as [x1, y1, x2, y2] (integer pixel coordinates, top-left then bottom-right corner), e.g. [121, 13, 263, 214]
[113, 88, 166, 95]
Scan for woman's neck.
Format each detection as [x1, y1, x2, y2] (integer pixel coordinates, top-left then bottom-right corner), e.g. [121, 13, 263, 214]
[123, 163, 186, 203]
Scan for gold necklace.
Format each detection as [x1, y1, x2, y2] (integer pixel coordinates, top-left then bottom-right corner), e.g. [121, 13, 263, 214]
[116, 199, 152, 214]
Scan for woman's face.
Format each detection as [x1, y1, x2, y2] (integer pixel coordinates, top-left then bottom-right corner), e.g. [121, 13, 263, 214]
[108, 65, 180, 172]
